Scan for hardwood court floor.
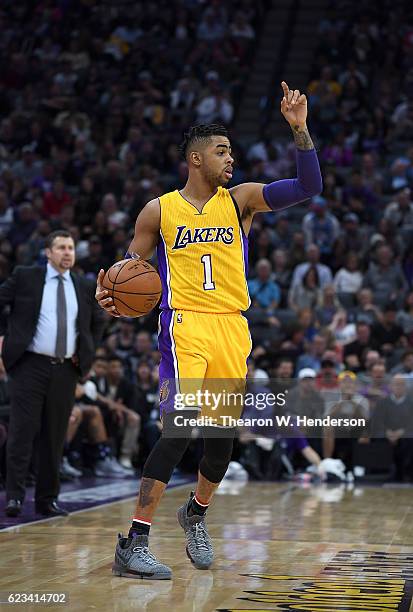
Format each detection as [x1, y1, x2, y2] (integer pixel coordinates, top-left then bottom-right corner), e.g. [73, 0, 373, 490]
[0, 481, 412, 611]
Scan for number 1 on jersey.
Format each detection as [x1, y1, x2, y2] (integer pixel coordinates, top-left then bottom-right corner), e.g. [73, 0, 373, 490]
[201, 254, 215, 290]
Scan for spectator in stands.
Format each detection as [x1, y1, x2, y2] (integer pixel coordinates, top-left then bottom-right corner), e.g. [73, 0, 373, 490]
[91, 356, 140, 470]
[360, 152, 383, 195]
[371, 374, 413, 481]
[343, 321, 373, 371]
[288, 265, 323, 312]
[384, 157, 411, 194]
[315, 352, 340, 413]
[340, 213, 366, 255]
[272, 214, 292, 249]
[106, 320, 137, 364]
[363, 244, 407, 307]
[397, 291, 413, 338]
[322, 131, 353, 166]
[323, 370, 369, 469]
[308, 66, 342, 108]
[291, 244, 333, 289]
[342, 171, 378, 224]
[270, 249, 291, 307]
[328, 309, 356, 346]
[297, 308, 318, 342]
[360, 361, 390, 419]
[357, 350, 382, 384]
[390, 349, 413, 383]
[0, 191, 14, 239]
[287, 231, 307, 271]
[334, 251, 363, 303]
[43, 179, 71, 219]
[350, 288, 382, 326]
[78, 235, 110, 279]
[12, 144, 43, 184]
[63, 383, 131, 479]
[250, 227, 275, 266]
[315, 284, 341, 326]
[296, 334, 327, 373]
[384, 187, 413, 228]
[195, 74, 234, 124]
[285, 368, 324, 440]
[248, 258, 281, 325]
[135, 361, 160, 455]
[270, 357, 295, 394]
[127, 330, 157, 374]
[8, 203, 38, 249]
[371, 304, 407, 356]
[302, 196, 340, 262]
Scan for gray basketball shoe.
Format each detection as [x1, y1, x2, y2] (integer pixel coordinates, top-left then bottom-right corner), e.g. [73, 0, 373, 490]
[177, 492, 214, 570]
[112, 533, 172, 580]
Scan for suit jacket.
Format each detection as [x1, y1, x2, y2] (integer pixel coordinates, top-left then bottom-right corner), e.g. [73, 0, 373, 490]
[0, 265, 106, 376]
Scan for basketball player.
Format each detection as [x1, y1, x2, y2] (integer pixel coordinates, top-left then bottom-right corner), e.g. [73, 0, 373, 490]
[95, 82, 322, 579]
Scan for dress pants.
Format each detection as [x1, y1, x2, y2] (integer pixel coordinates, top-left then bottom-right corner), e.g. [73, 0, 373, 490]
[6, 352, 78, 505]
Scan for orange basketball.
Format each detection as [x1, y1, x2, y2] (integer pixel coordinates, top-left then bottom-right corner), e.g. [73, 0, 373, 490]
[102, 259, 162, 318]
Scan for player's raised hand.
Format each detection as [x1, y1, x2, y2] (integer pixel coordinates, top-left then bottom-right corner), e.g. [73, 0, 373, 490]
[95, 269, 120, 317]
[280, 81, 307, 128]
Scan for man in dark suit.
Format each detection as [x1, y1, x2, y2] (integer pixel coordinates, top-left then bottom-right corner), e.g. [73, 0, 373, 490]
[1, 230, 105, 517]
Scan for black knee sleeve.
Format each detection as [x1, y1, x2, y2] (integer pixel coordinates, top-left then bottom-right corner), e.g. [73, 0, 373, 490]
[199, 434, 235, 483]
[142, 436, 190, 484]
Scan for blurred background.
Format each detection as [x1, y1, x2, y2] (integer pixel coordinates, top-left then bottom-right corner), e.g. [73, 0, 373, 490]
[0, 0, 412, 486]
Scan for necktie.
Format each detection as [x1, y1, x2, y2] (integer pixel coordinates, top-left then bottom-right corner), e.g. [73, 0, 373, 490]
[55, 275, 67, 359]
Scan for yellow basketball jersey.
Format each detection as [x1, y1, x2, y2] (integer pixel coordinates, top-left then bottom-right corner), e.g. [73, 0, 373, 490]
[157, 187, 250, 313]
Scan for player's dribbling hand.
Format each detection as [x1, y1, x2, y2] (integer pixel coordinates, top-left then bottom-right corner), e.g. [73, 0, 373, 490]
[95, 269, 120, 317]
[280, 81, 307, 128]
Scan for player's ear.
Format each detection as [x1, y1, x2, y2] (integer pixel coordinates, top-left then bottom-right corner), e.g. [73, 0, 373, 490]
[190, 151, 201, 167]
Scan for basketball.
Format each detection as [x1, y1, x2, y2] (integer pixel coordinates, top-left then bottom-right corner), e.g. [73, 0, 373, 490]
[102, 259, 162, 318]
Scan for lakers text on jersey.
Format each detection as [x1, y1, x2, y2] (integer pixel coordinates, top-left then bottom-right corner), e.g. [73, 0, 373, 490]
[156, 187, 250, 313]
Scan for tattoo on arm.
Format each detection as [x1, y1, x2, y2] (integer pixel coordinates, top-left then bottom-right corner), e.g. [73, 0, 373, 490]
[138, 478, 156, 508]
[291, 125, 314, 150]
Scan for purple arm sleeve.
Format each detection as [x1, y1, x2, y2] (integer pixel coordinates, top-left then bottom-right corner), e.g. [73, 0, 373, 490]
[262, 148, 323, 212]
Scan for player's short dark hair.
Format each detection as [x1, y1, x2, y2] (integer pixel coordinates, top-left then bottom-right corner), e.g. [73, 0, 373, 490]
[45, 230, 74, 249]
[180, 124, 229, 159]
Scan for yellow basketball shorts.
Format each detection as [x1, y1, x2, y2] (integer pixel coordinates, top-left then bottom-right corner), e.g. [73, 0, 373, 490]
[158, 309, 252, 424]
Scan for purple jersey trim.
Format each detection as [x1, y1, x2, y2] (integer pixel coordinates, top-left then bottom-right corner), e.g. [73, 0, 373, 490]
[242, 233, 249, 278]
[158, 309, 178, 415]
[156, 235, 170, 310]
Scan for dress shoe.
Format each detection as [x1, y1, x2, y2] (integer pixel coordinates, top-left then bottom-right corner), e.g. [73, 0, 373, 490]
[6, 499, 22, 517]
[35, 501, 69, 517]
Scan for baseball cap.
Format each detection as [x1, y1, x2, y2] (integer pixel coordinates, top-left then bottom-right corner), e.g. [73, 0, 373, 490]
[311, 195, 327, 208]
[343, 212, 359, 223]
[298, 368, 316, 380]
[338, 370, 357, 381]
[206, 70, 219, 80]
[370, 233, 385, 247]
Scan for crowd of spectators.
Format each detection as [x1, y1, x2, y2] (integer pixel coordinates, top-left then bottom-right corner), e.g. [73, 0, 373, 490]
[241, 0, 413, 481]
[0, 0, 412, 484]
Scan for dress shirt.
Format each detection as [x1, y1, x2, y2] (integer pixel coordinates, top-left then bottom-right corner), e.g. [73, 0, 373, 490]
[28, 263, 78, 357]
